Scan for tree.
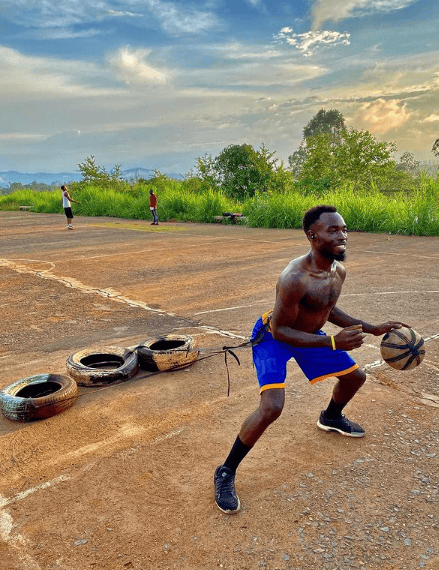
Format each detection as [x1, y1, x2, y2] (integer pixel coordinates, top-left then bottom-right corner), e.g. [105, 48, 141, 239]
[303, 108, 346, 140]
[288, 141, 308, 177]
[77, 156, 122, 185]
[298, 128, 399, 190]
[396, 152, 420, 176]
[197, 143, 281, 200]
[288, 109, 346, 177]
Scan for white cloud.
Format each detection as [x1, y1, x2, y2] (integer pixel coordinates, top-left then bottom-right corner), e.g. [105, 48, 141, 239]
[274, 28, 351, 56]
[2, 0, 217, 35]
[105, 10, 143, 18]
[108, 47, 168, 85]
[312, 0, 419, 30]
[0, 46, 123, 98]
[358, 98, 411, 133]
[37, 28, 104, 39]
[129, 0, 218, 35]
[217, 42, 282, 60]
[423, 114, 439, 123]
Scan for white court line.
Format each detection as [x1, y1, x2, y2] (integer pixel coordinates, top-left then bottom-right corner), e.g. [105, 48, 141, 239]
[0, 475, 70, 570]
[0, 258, 177, 318]
[0, 475, 71, 508]
[342, 290, 439, 297]
[194, 301, 271, 315]
[363, 250, 439, 260]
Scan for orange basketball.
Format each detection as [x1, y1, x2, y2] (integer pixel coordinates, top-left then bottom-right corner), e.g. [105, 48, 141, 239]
[380, 327, 425, 370]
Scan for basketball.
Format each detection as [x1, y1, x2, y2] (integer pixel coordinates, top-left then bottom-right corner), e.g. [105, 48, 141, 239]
[380, 327, 425, 370]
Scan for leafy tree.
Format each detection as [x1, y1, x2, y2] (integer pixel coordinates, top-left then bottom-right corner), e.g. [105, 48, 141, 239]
[298, 128, 400, 190]
[303, 108, 346, 140]
[288, 142, 308, 177]
[288, 109, 346, 177]
[396, 152, 420, 176]
[77, 155, 122, 185]
[197, 143, 282, 200]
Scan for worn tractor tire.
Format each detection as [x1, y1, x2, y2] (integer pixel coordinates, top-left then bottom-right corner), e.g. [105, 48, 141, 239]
[0, 374, 78, 422]
[66, 346, 138, 387]
[137, 334, 199, 372]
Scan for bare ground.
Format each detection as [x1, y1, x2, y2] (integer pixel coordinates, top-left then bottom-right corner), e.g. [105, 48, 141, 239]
[0, 211, 438, 570]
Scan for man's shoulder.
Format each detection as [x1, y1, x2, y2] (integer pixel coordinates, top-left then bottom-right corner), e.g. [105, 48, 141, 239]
[334, 260, 346, 278]
[278, 256, 310, 290]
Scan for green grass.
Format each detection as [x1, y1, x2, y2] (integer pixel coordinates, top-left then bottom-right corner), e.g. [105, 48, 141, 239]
[1, 178, 438, 236]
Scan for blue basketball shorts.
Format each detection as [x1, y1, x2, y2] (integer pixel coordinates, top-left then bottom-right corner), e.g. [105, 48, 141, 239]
[250, 314, 358, 393]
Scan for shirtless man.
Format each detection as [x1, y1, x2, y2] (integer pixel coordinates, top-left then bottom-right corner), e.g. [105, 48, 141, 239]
[214, 205, 408, 514]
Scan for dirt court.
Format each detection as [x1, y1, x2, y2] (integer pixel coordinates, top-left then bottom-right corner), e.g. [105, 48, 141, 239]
[0, 211, 438, 570]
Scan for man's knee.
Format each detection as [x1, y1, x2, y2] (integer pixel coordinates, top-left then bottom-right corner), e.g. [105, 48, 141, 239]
[337, 368, 366, 391]
[260, 390, 285, 422]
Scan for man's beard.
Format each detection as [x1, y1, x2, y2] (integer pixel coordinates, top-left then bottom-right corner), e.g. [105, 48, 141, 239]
[321, 248, 346, 262]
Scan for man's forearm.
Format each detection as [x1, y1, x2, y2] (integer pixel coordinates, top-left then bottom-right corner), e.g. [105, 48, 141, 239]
[272, 326, 332, 348]
[328, 306, 374, 332]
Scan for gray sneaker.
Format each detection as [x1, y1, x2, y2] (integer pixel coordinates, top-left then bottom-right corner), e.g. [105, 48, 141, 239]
[317, 411, 365, 438]
[214, 465, 240, 514]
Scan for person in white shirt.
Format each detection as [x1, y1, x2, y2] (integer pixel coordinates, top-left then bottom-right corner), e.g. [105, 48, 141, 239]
[61, 185, 80, 230]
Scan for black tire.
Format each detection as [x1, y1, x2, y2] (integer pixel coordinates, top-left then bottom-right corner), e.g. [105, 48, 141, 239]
[0, 374, 78, 422]
[137, 334, 199, 372]
[66, 346, 138, 387]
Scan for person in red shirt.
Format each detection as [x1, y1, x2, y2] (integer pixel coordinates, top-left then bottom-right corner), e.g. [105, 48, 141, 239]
[149, 189, 159, 225]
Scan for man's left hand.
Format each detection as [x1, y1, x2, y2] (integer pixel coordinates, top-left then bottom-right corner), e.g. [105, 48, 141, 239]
[370, 321, 411, 336]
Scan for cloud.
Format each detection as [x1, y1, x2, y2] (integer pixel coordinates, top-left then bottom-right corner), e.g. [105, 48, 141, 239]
[423, 114, 439, 123]
[128, 0, 218, 35]
[274, 28, 351, 56]
[312, 0, 419, 30]
[359, 98, 411, 133]
[0, 46, 124, 99]
[2, 0, 217, 36]
[105, 10, 143, 18]
[107, 47, 168, 85]
[37, 28, 104, 39]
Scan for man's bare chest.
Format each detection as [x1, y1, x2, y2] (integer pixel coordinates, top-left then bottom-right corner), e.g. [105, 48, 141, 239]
[299, 277, 342, 312]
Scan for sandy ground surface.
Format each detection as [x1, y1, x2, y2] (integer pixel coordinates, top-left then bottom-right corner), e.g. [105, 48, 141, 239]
[0, 211, 438, 570]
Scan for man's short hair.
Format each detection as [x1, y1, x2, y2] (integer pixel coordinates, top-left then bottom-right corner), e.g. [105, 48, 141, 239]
[302, 205, 338, 233]
[61, 185, 66, 190]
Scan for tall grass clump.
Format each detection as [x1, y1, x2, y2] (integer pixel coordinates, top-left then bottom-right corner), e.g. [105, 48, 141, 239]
[0, 189, 62, 213]
[322, 177, 439, 235]
[244, 192, 315, 229]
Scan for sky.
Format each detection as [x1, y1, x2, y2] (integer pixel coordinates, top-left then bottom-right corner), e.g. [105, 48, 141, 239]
[1, 0, 439, 176]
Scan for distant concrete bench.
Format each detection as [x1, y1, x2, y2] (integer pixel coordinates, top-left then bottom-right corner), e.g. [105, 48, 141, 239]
[19, 206, 34, 211]
[213, 213, 247, 224]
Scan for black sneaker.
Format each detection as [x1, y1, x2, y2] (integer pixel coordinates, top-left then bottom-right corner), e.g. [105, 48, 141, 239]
[317, 411, 365, 438]
[214, 465, 241, 514]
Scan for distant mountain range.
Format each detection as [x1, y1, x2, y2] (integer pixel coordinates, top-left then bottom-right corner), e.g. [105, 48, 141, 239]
[0, 167, 181, 188]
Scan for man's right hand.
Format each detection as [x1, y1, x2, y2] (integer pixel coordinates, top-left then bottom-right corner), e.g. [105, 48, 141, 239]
[334, 325, 365, 351]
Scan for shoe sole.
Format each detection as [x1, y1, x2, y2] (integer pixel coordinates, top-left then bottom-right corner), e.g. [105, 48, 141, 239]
[317, 419, 365, 438]
[214, 496, 241, 515]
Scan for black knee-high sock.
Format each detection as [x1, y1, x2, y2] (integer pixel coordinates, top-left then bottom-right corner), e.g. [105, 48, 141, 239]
[223, 436, 251, 473]
[324, 397, 346, 419]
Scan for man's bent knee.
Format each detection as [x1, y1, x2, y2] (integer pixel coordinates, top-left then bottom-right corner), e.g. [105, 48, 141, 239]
[259, 389, 285, 422]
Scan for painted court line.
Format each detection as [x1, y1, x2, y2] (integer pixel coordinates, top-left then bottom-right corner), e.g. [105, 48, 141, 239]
[0, 475, 71, 570]
[363, 250, 439, 260]
[342, 290, 439, 297]
[194, 301, 271, 315]
[0, 258, 177, 318]
[0, 475, 71, 508]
